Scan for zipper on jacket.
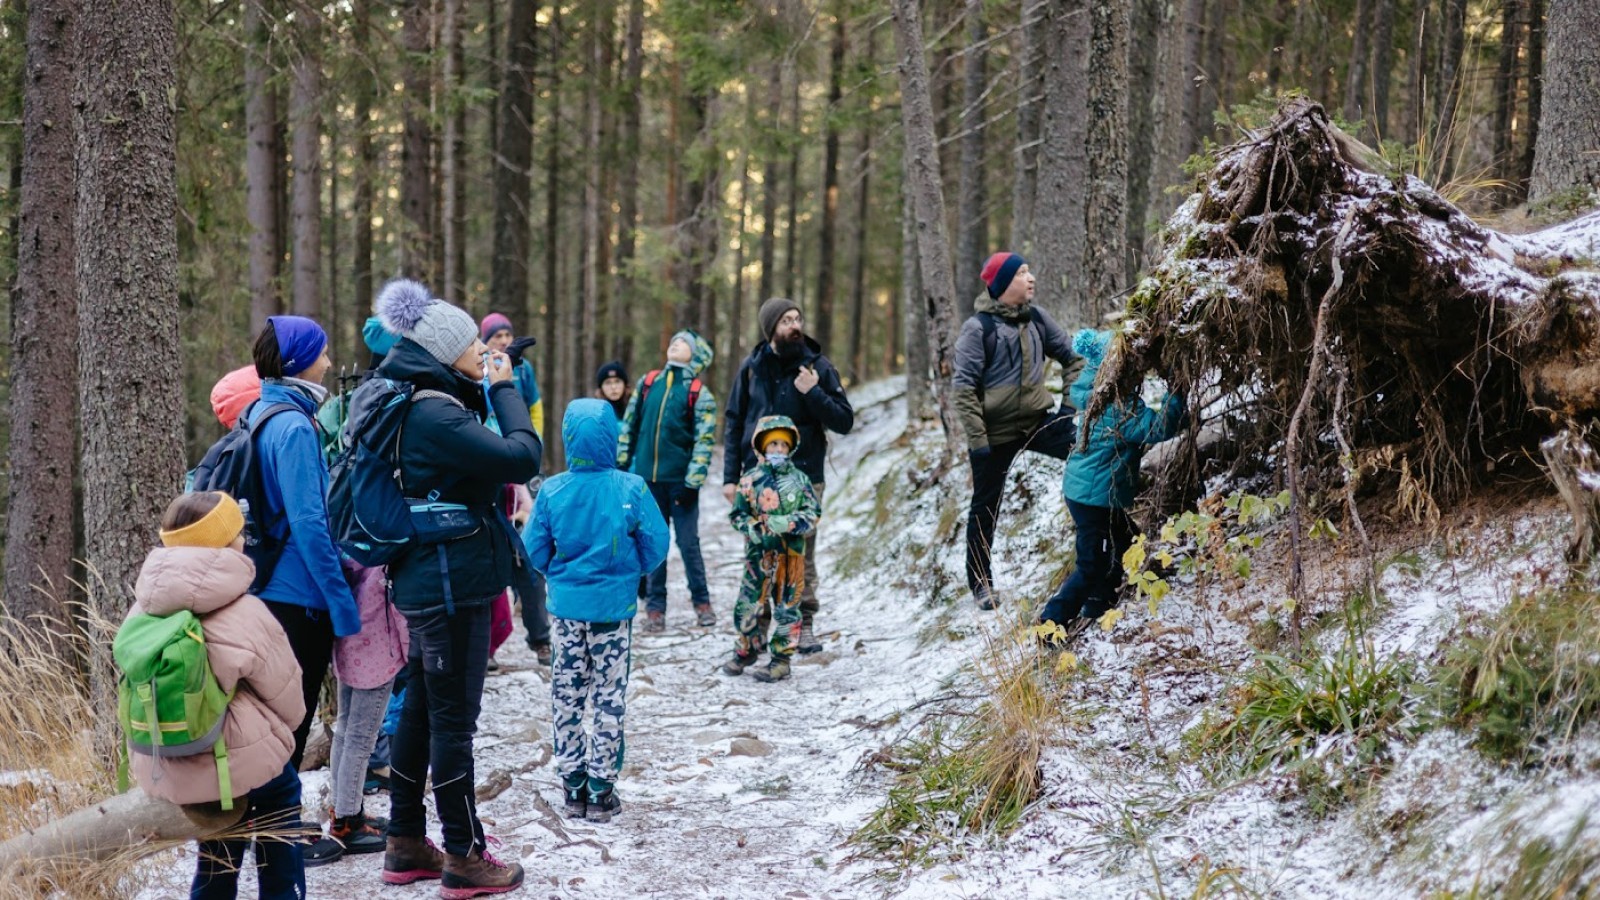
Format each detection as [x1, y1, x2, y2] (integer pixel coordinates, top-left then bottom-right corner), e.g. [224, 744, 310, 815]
[651, 370, 675, 482]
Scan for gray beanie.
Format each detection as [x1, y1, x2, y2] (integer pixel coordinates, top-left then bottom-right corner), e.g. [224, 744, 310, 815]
[375, 279, 480, 366]
[759, 297, 800, 341]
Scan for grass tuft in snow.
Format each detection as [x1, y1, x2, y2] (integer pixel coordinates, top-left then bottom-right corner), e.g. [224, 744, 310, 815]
[852, 624, 1076, 867]
[1436, 816, 1600, 899]
[1196, 596, 1415, 812]
[1436, 586, 1600, 765]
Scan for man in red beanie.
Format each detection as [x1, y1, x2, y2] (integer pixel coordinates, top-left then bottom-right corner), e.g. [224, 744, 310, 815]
[953, 252, 1081, 610]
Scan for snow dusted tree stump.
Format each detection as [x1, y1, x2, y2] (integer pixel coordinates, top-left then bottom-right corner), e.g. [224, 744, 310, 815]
[1541, 426, 1600, 568]
[0, 788, 244, 874]
[1084, 98, 1600, 585]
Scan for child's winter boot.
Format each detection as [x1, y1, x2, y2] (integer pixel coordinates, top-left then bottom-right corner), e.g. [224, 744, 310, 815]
[382, 834, 445, 884]
[751, 656, 791, 683]
[796, 621, 822, 654]
[721, 650, 759, 676]
[561, 771, 588, 819]
[587, 777, 623, 823]
[440, 844, 525, 898]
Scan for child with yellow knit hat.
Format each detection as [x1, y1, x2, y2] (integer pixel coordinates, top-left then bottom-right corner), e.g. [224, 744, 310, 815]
[723, 416, 821, 683]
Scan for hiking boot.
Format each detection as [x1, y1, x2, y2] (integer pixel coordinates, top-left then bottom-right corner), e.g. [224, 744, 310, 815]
[532, 641, 552, 666]
[721, 651, 759, 676]
[364, 766, 391, 794]
[440, 845, 525, 899]
[693, 604, 717, 627]
[795, 621, 823, 654]
[382, 835, 445, 885]
[750, 657, 792, 683]
[586, 781, 622, 823]
[561, 773, 587, 819]
[308, 810, 386, 865]
[486, 655, 501, 673]
[975, 586, 998, 611]
[642, 611, 666, 634]
[304, 834, 346, 867]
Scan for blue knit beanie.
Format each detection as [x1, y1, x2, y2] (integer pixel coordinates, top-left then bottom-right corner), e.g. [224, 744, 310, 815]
[269, 315, 328, 377]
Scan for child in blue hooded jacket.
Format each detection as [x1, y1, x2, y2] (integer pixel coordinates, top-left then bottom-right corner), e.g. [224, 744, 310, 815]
[523, 399, 670, 824]
[1039, 329, 1186, 632]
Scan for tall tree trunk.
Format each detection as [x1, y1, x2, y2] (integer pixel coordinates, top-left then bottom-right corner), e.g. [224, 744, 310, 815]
[1033, 0, 1090, 325]
[245, 0, 279, 332]
[1517, 0, 1544, 197]
[1180, 0, 1207, 157]
[1126, 0, 1161, 268]
[816, 10, 847, 351]
[1344, 0, 1374, 128]
[76, 0, 184, 760]
[954, 0, 987, 318]
[729, 98, 751, 391]
[1529, 0, 1600, 203]
[6, 0, 78, 632]
[1265, 0, 1291, 88]
[1082, 0, 1131, 321]
[289, 0, 321, 318]
[1202, 0, 1229, 120]
[273, 92, 289, 301]
[783, 72, 802, 301]
[1491, 0, 1522, 188]
[1147, 0, 1186, 217]
[891, 0, 962, 456]
[612, 0, 643, 363]
[581, 0, 613, 386]
[848, 24, 878, 385]
[353, 0, 374, 321]
[902, 129, 930, 418]
[1010, 0, 1045, 252]
[440, 0, 463, 304]
[542, 4, 564, 470]
[1369, 0, 1398, 141]
[1435, 0, 1467, 181]
[757, 61, 783, 303]
[1402, 0, 1432, 146]
[400, 0, 434, 283]
[492, 0, 537, 330]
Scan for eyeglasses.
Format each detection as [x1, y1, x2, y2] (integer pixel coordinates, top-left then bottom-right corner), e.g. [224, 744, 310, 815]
[778, 313, 803, 326]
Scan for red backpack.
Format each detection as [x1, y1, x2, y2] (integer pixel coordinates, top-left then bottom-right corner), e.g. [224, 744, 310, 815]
[639, 369, 702, 420]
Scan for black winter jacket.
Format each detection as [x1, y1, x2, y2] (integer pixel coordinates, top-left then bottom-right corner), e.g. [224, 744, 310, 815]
[723, 336, 854, 486]
[378, 340, 543, 615]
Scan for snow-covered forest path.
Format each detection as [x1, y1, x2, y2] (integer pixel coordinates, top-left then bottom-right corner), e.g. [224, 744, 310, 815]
[138, 380, 937, 899]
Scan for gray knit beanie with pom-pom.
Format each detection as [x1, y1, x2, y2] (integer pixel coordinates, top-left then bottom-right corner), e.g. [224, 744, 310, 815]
[376, 279, 479, 366]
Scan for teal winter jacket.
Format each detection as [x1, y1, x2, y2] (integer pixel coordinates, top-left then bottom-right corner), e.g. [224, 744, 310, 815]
[617, 330, 717, 487]
[1061, 330, 1187, 510]
[524, 399, 670, 622]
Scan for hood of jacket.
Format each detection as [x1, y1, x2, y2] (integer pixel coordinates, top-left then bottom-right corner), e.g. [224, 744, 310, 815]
[134, 546, 257, 617]
[210, 366, 262, 429]
[564, 398, 621, 471]
[973, 293, 1034, 322]
[363, 316, 400, 358]
[667, 330, 715, 378]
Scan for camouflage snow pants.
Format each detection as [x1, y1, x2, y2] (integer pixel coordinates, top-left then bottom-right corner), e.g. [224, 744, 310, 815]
[733, 547, 806, 660]
[550, 617, 632, 783]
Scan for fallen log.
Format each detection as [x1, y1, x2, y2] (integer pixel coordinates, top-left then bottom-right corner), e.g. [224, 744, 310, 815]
[0, 787, 244, 875]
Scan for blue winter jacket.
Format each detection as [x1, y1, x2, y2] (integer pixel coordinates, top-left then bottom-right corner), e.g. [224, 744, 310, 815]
[248, 381, 361, 637]
[523, 399, 670, 622]
[1061, 331, 1187, 510]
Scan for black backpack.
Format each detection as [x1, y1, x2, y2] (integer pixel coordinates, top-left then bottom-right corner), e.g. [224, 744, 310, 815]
[189, 402, 303, 593]
[326, 378, 421, 567]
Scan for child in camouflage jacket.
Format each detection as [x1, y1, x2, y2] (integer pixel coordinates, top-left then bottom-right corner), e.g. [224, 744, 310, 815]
[722, 415, 822, 683]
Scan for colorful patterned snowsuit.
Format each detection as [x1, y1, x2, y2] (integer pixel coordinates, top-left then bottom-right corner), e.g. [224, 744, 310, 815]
[729, 457, 821, 660]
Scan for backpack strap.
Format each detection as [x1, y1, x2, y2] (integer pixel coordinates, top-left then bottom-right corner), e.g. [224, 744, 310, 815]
[687, 378, 702, 418]
[639, 370, 662, 409]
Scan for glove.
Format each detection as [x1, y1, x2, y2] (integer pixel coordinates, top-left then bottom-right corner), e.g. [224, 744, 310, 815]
[673, 483, 700, 508]
[766, 514, 793, 535]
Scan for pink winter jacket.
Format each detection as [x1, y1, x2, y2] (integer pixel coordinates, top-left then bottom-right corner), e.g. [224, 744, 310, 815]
[333, 562, 409, 690]
[126, 547, 305, 806]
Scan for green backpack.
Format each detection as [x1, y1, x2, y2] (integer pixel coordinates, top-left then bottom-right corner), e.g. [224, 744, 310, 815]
[113, 609, 237, 810]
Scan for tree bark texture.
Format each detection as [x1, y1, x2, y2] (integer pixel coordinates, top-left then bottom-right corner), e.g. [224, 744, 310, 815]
[1369, 0, 1397, 142]
[1125, 0, 1160, 266]
[75, 0, 185, 763]
[784, 71, 802, 301]
[441, 0, 464, 305]
[1180, 0, 1207, 158]
[245, 0, 279, 333]
[1034, 0, 1090, 324]
[954, 0, 987, 318]
[6, 0, 78, 629]
[400, 0, 434, 283]
[289, 0, 322, 318]
[1491, 0, 1522, 186]
[1081, 0, 1131, 320]
[1343, 0, 1374, 128]
[1517, 0, 1544, 196]
[542, 4, 564, 470]
[815, 11, 847, 352]
[848, 23, 878, 385]
[758, 61, 783, 303]
[353, 0, 374, 316]
[613, 0, 644, 363]
[1434, 0, 1467, 181]
[1529, 0, 1598, 205]
[903, 168, 932, 419]
[891, 0, 963, 456]
[1010, 0, 1046, 254]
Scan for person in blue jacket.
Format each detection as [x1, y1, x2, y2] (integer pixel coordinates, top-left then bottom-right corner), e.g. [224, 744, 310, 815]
[523, 399, 669, 824]
[248, 315, 361, 769]
[1039, 329, 1186, 631]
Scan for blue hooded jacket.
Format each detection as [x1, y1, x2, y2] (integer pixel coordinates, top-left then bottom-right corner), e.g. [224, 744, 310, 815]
[523, 399, 670, 622]
[248, 381, 360, 637]
[1062, 330, 1187, 510]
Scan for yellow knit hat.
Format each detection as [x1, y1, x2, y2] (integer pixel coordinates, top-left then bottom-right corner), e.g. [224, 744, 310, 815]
[159, 493, 247, 549]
